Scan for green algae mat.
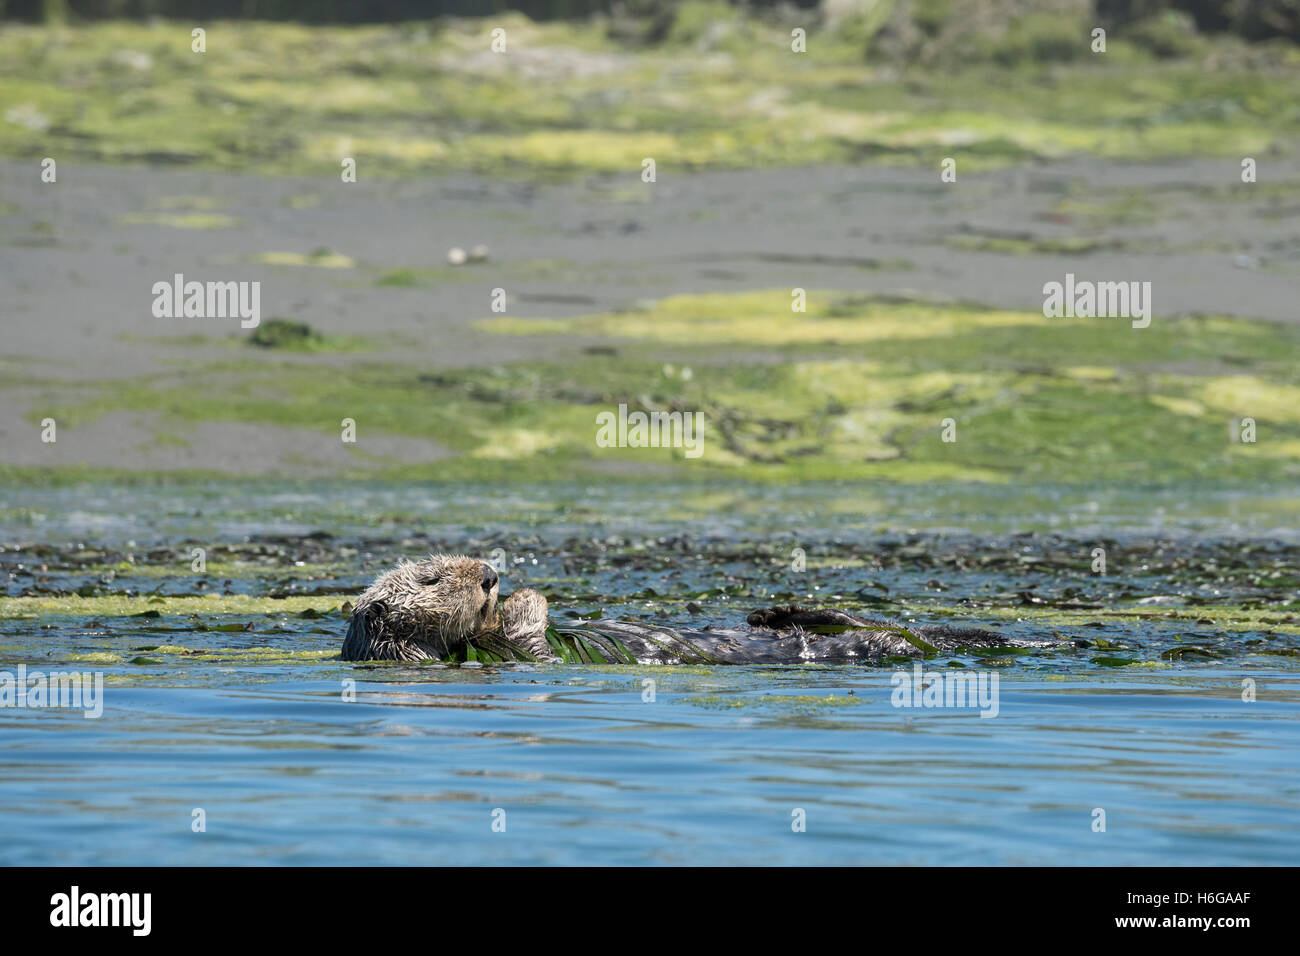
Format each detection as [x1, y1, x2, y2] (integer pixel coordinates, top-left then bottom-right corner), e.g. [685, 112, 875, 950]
[14, 291, 1300, 485]
[2, 12, 1297, 178]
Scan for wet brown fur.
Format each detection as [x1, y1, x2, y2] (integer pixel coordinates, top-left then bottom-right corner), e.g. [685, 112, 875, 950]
[341, 555, 547, 662]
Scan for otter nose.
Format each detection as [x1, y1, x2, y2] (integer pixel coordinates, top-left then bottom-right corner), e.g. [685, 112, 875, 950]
[481, 564, 498, 593]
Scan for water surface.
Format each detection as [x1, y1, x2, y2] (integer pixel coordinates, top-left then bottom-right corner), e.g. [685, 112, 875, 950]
[1, 480, 1296, 865]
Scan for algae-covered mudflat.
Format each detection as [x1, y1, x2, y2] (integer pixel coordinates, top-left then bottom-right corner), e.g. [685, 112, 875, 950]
[5, 156, 1300, 482]
[3, 10, 1297, 178]
[11, 287, 1300, 484]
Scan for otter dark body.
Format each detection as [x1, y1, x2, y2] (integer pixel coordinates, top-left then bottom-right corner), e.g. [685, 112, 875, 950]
[576, 606, 1055, 665]
[341, 557, 1059, 664]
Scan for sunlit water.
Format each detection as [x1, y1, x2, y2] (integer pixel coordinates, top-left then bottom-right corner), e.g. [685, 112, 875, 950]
[1, 481, 1297, 865]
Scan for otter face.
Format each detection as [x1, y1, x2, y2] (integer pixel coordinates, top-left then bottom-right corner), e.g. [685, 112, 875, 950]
[355, 554, 499, 656]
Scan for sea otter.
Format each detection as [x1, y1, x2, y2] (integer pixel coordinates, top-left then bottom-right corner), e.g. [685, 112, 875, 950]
[341, 555, 1058, 664]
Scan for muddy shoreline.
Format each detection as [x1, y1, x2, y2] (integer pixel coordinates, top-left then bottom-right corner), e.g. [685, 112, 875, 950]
[4, 157, 1300, 475]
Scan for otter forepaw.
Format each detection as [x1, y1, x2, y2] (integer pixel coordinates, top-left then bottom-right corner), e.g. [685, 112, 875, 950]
[501, 588, 554, 661]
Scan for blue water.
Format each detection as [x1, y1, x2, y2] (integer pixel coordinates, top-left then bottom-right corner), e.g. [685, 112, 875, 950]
[2, 666, 1297, 865]
[1, 481, 1298, 865]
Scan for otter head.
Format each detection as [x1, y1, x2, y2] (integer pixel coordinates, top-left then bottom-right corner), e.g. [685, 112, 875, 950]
[353, 554, 499, 657]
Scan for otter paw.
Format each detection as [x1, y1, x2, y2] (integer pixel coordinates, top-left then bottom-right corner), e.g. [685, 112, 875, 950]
[501, 588, 552, 659]
[502, 588, 548, 632]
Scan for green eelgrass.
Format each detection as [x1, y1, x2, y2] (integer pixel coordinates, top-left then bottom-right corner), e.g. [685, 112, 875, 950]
[445, 624, 713, 665]
[547, 625, 645, 665]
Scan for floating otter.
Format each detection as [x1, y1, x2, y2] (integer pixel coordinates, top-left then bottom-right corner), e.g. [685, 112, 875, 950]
[342, 555, 1059, 664]
[342, 554, 541, 661]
